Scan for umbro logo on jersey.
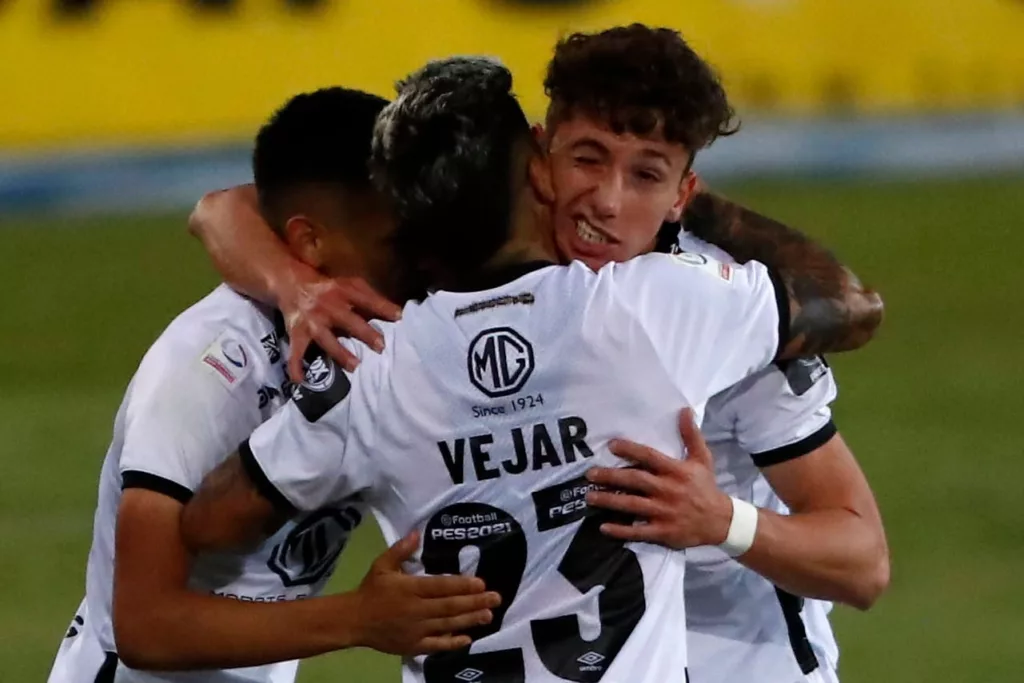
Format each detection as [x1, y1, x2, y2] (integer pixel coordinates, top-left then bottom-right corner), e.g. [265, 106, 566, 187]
[454, 669, 483, 682]
[467, 327, 535, 398]
[260, 331, 282, 364]
[577, 651, 606, 668]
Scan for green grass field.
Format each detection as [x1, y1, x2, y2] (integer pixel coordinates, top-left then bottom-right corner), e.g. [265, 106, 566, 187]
[2, 176, 1022, 682]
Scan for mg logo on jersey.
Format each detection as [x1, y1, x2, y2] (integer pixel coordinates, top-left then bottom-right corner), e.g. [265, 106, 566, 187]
[267, 507, 362, 587]
[467, 327, 535, 398]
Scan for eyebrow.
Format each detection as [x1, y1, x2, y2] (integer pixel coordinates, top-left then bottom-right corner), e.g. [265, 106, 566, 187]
[568, 138, 610, 155]
[636, 148, 672, 167]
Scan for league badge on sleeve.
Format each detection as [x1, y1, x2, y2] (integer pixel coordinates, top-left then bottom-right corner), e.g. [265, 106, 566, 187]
[671, 251, 734, 284]
[200, 330, 253, 389]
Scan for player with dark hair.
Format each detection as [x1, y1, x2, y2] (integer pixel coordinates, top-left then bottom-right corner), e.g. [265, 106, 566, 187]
[188, 26, 886, 683]
[179, 56, 874, 683]
[46, 88, 498, 683]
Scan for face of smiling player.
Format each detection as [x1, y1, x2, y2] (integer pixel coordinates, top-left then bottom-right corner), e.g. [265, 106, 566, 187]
[539, 112, 696, 270]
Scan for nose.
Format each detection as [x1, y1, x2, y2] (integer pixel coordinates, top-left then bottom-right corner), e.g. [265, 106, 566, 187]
[590, 167, 624, 219]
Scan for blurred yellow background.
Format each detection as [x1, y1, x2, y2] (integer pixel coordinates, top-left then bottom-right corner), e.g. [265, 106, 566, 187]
[2, 0, 1023, 149]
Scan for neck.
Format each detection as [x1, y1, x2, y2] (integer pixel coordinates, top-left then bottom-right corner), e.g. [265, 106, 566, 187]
[481, 183, 558, 273]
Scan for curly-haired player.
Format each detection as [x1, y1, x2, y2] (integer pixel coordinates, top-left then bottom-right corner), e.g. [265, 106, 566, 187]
[180, 54, 873, 683]
[186, 25, 887, 683]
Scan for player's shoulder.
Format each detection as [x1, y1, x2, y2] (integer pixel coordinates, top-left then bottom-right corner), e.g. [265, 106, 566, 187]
[133, 285, 278, 397]
[674, 229, 738, 265]
[706, 357, 837, 432]
[604, 250, 742, 295]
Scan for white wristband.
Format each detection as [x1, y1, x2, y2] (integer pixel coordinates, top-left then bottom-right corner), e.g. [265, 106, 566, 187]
[719, 497, 759, 557]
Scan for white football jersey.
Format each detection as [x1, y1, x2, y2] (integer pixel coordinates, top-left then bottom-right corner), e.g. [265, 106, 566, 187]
[47, 285, 362, 683]
[245, 254, 785, 683]
[673, 231, 841, 682]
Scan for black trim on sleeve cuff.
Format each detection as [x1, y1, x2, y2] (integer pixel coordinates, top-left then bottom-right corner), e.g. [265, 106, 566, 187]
[121, 471, 193, 504]
[765, 266, 791, 360]
[238, 439, 298, 516]
[751, 419, 838, 469]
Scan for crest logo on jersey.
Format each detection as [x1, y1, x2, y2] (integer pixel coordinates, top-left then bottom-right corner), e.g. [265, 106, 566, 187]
[292, 353, 350, 422]
[467, 327, 535, 398]
[302, 355, 335, 392]
[267, 507, 362, 587]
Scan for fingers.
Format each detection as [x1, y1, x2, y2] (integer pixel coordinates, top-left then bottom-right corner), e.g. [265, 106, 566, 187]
[287, 328, 312, 385]
[586, 466, 661, 494]
[311, 328, 361, 373]
[586, 491, 663, 519]
[343, 278, 403, 322]
[420, 592, 501, 619]
[325, 309, 384, 355]
[410, 574, 487, 599]
[374, 531, 421, 571]
[678, 408, 713, 470]
[599, 521, 667, 544]
[607, 438, 678, 474]
[414, 634, 473, 654]
[421, 608, 494, 636]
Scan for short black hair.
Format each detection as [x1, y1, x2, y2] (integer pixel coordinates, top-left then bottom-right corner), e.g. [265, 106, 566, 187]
[545, 24, 738, 155]
[253, 87, 389, 231]
[370, 57, 532, 286]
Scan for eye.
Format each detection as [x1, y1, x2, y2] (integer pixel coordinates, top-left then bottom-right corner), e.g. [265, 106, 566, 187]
[635, 169, 663, 183]
[573, 155, 600, 166]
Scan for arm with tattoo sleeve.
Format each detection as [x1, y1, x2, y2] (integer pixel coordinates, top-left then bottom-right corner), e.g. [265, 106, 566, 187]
[682, 191, 884, 358]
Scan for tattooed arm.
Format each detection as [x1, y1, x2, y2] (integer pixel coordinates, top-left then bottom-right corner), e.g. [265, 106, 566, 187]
[180, 452, 288, 554]
[682, 191, 884, 358]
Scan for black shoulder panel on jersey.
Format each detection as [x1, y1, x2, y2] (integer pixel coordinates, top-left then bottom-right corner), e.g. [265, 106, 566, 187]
[292, 351, 352, 423]
[750, 419, 837, 469]
[774, 355, 830, 396]
[653, 221, 683, 254]
[238, 440, 298, 516]
[765, 266, 791, 361]
[121, 470, 193, 504]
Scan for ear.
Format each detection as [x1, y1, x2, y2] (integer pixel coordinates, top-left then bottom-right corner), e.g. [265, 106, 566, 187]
[665, 170, 699, 223]
[528, 151, 556, 205]
[531, 123, 546, 148]
[282, 215, 326, 271]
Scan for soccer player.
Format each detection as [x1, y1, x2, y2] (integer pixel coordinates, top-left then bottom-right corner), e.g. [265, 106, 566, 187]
[189, 26, 887, 682]
[46, 88, 499, 683]
[179, 56, 876, 683]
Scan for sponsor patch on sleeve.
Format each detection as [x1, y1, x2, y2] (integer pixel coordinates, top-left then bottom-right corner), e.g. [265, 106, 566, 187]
[199, 330, 254, 389]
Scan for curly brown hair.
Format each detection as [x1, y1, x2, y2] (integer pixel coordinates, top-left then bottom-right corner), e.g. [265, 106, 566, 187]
[544, 24, 739, 155]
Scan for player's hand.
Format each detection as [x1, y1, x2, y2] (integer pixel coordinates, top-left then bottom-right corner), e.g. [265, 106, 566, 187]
[585, 408, 732, 549]
[350, 531, 501, 656]
[278, 265, 403, 382]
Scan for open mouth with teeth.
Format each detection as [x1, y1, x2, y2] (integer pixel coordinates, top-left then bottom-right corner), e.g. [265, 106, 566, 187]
[575, 218, 611, 245]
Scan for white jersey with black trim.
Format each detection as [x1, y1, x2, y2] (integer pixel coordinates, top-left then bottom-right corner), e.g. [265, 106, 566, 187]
[243, 254, 786, 683]
[47, 285, 362, 683]
[673, 231, 842, 682]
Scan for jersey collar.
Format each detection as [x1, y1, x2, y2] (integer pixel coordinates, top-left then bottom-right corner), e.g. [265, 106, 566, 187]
[442, 260, 557, 293]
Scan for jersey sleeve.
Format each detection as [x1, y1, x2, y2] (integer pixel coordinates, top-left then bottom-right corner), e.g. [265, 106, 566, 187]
[119, 332, 263, 503]
[241, 349, 375, 514]
[715, 359, 839, 468]
[613, 252, 788, 405]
